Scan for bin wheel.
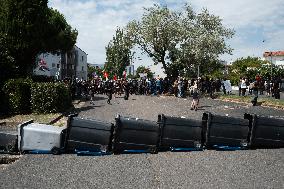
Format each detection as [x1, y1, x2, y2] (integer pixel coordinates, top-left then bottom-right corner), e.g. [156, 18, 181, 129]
[51, 147, 61, 155]
[6, 145, 13, 153]
[150, 147, 158, 154]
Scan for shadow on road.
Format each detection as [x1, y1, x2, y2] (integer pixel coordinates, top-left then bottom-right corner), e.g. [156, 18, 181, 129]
[199, 105, 212, 108]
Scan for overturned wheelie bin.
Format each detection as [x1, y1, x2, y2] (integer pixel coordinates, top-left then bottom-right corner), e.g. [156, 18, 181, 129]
[0, 130, 18, 154]
[18, 120, 67, 155]
[158, 114, 204, 151]
[202, 113, 251, 150]
[246, 114, 284, 148]
[66, 115, 114, 155]
[112, 115, 160, 154]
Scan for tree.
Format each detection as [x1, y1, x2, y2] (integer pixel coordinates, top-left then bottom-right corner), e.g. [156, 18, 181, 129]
[126, 4, 234, 78]
[126, 5, 180, 77]
[87, 64, 103, 79]
[135, 66, 154, 79]
[105, 28, 133, 78]
[227, 56, 270, 84]
[0, 0, 77, 79]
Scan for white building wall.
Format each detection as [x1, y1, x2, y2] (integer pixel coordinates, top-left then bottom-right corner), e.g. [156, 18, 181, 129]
[264, 55, 284, 66]
[33, 53, 61, 78]
[75, 46, 88, 80]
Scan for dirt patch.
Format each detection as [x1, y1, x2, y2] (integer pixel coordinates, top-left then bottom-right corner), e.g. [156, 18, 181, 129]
[0, 155, 21, 169]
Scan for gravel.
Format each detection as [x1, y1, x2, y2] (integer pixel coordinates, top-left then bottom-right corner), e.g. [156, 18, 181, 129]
[0, 94, 283, 189]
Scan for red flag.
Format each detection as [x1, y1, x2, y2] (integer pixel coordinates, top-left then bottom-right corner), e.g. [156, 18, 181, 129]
[113, 75, 117, 81]
[103, 72, 109, 78]
[123, 70, 126, 78]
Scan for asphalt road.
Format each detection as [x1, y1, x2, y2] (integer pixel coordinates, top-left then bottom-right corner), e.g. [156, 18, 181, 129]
[1, 94, 284, 189]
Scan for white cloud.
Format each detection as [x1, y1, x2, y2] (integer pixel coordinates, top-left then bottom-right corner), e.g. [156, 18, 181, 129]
[49, 0, 158, 64]
[49, 0, 284, 65]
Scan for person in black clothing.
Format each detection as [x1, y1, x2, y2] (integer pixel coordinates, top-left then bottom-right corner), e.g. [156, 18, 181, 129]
[251, 81, 259, 106]
[272, 77, 281, 99]
[105, 80, 113, 104]
[123, 80, 130, 100]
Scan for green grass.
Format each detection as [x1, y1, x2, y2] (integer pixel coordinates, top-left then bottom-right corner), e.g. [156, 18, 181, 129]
[218, 94, 284, 108]
[0, 113, 62, 125]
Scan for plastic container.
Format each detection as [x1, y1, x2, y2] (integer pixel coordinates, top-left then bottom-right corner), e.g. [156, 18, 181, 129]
[248, 114, 284, 148]
[203, 113, 251, 149]
[112, 115, 160, 154]
[18, 120, 66, 154]
[66, 116, 114, 153]
[0, 130, 18, 154]
[158, 114, 204, 151]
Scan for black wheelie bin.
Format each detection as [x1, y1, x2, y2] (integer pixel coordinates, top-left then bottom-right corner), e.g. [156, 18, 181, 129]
[66, 115, 114, 154]
[203, 112, 251, 150]
[112, 115, 160, 154]
[158, 114, 204, 151]
[247, 114, 284, 148]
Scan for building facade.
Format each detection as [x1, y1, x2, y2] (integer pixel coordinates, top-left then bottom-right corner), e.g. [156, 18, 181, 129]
[263, 51, 284, 67]
[34, 45, 88, 80]
[33, 52, 61, 79]
[74, 46, 87, 80]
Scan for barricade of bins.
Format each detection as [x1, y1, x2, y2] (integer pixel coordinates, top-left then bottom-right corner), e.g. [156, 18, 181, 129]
[0, 112, 283, 155]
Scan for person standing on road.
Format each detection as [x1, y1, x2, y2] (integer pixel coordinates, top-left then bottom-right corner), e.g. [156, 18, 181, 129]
[105, 80, 113, 104]
[190, 87, 199, 111]
[240, 78, 247, 96]
[123, 79, 130, 100]
[251, 81, 259, 106]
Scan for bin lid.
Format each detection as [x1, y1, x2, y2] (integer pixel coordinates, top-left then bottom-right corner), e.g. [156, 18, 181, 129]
[23, 123, 66, 134]
[118, 116, 159, 131]
[71, 117, 113, 130]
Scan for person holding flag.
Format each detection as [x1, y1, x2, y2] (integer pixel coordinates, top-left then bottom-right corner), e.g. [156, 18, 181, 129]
[103, 71, 109, 80]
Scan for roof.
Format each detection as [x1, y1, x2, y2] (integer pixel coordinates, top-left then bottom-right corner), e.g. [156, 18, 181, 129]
[263, 51, 284, 57]
[74, 45, 88, 55]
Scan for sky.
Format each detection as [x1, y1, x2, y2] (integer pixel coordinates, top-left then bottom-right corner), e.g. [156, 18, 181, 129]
[49, 0, 284, 67]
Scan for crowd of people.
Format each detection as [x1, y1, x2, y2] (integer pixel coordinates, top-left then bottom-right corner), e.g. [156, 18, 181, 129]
[70, 77, 223, 100]
[69, 75, 282, 107]
[238, 75, 282, 99]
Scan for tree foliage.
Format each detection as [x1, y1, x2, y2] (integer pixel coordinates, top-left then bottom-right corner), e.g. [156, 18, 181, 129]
[135, 66, 154, 79]
[105, 28, 133, 78]
[88, 64, 103, 79]
[0, 0, 77, 80]
[227, 56, 284, 85]
[126, 4, 234, 78]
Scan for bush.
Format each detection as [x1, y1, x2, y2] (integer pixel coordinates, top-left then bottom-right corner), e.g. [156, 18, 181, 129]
[3, 78, 32, 114]
[0, 89, 9, 115]
[31, 82, 72, 113]
[30, 75, 55, 83]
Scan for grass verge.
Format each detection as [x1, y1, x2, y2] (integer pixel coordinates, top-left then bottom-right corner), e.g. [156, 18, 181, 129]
[218, 94, 284, 109]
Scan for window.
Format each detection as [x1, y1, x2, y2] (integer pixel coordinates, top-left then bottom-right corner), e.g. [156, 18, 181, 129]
[57, 64, 60, 68]
[82, 56, 84, 62]
[82, 66, 84, 71]
[52, 63, 55, 68]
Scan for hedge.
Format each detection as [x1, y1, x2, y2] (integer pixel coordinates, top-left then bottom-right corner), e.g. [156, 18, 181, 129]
[31, 82, 72, 113]
[0, 89, 9, 115]
[3, 78, 32, 114]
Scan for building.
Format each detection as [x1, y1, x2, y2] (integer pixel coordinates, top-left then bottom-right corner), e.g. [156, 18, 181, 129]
[34, 45, 88, 80]
[74, 46, 87, 80]
[126, 65, 135, 76]
[34, 52, 61, 79]
[263, 51, 284, 67]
